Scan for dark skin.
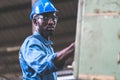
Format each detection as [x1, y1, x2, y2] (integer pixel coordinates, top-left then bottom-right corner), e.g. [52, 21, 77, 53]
[33, 12, 75, 68]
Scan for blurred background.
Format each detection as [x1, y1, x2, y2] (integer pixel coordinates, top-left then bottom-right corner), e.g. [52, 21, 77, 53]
[0, 0, 77, 79]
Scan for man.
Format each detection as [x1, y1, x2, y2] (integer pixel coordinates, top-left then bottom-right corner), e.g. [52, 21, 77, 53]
[19, 0, 75, 80]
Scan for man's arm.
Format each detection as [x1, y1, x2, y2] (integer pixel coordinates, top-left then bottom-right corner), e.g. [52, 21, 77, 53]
[54, 42, 75, 68]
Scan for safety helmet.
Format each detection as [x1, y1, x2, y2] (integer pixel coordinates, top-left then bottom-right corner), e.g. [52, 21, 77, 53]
[30, 0, 58, 20]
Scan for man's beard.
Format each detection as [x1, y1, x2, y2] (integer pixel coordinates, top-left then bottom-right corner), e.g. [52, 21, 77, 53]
[46, 30, 55, 37]
[40, 29, 55, 38]
[40, 25, 56, 38]
[45, 25, 55, 37]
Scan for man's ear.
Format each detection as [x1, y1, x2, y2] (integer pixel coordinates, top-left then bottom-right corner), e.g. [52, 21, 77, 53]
[32, 18, 37, 26]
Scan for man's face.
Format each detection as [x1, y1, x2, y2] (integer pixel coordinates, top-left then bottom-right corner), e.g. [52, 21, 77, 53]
[34, 12, 58, 38]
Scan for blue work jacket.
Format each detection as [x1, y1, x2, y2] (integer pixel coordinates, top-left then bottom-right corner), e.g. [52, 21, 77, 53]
[19, 31, 60, 80]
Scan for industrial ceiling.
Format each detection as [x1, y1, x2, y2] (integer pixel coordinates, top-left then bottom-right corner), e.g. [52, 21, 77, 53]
[0, 0, 78, 79]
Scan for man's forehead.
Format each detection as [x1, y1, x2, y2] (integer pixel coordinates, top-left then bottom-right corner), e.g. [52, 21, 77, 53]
[33, 12, 57, 19]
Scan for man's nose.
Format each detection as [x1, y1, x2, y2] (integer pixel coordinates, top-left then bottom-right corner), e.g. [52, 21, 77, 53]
[48, 19, 54, 25]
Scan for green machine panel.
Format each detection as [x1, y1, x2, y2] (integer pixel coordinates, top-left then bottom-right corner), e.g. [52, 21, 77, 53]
[74, 0, 120, 80]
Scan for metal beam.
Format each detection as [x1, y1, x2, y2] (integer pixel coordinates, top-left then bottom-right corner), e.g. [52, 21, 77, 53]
[51, 0, 75, 3]
[74, 0, 85, 79]
[0, 2, 31, 14]
[0, 46, 20, 53]
[0, 0, 77, 14]
[0, 15, 76, 31]
[0, 22, 31, 31]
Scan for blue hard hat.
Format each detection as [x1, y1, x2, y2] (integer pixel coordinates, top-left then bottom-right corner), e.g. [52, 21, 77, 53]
[30, 0, 58, 20]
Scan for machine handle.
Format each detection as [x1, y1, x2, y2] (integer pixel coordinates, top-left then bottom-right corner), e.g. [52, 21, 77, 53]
[117, 52, 120, 64]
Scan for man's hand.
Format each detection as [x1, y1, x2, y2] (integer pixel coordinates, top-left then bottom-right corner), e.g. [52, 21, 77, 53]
[54, 42, 75, 68]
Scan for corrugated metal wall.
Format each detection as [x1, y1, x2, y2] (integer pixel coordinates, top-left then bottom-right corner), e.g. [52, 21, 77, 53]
[0, 0, 77, 79]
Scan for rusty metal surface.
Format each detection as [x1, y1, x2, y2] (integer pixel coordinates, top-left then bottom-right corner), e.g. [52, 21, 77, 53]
[75, 0, 120, 80]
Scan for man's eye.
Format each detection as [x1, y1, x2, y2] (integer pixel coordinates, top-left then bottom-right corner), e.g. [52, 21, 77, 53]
[44, 17, 48, 19]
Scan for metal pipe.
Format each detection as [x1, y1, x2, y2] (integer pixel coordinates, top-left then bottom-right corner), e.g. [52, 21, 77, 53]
[0, 46, 20, 52]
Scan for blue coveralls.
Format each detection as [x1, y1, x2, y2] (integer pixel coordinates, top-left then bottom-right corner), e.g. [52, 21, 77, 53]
[19, 31, 60, 80]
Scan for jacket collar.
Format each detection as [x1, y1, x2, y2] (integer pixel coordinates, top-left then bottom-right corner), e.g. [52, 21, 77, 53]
[33, 31, 53, 46]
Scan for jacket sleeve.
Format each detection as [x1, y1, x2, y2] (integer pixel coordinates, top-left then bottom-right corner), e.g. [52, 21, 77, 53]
[22, 37, 59, 75]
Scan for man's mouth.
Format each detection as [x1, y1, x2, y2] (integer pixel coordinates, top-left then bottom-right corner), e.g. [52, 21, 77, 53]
[47, 27, 55, 31]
